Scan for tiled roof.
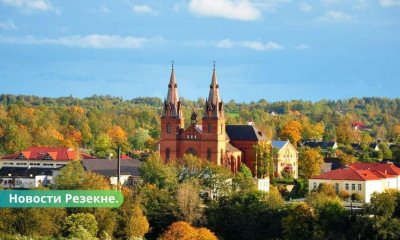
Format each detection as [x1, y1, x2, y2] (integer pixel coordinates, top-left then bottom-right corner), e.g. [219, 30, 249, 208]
[226, 125, 267, 141]
[350, 162, 400, 175]
[310, 167, 383, 181]
[311, 162, 400, 181]
[1, 147, 95, 161]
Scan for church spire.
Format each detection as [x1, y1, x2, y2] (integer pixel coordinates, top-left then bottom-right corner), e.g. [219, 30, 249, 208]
[163, 62, 182, 118]
[204, 62, 224, 118]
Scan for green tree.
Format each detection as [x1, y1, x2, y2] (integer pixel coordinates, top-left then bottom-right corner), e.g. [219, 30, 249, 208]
[63, 213, 98, 238]
[282, 203, 322, 240]
[93, 133, 115, 158]
[129, 127, 151, 150]
[139, 153, 177, 190]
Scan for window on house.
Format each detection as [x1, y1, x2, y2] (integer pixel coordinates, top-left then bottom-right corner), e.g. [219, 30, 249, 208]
[345, 183, 349, 190]
[335, 183, 339, 194]
[313, 182, 317, 190]
[352, 184, 355, 191]
[358, 184, 361, 191]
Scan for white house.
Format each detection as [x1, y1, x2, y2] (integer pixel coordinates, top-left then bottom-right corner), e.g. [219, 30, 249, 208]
[309, 162, 400, 203]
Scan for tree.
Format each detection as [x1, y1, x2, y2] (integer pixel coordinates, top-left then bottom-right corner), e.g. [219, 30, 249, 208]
[129, 127, 151, 150]
[282, 203, 322, 240]
[160, 221, 217, 240]
[336, 149, 356, 165]
[139, 153, 177, 190]
[379, 142, 392, 159]
[52, 161, 110, 190]
[93, 133, 115, 158]
[339, 190, 350, 201]
[298, 147, 324, 178]
[107, 125, 129, 148]
[53, 161, 86, 190]
[126, 203, 150, 239]
[254, 141, 274, 178]
[63, 213, 98, 238]
[138, 184, 177, 239]
[175, 180, 203, 224]
[370, 190, 397, 218]
[280, 120, 303, 145]
[10, 208, 66, 237]
[232, 165, 257, 193]
[266, 186, 284, 209]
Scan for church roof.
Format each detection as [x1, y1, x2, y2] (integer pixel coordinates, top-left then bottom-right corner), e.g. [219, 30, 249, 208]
[225, 125, 267, 141]
[163, 64, 182, 118]
[204, 65, 224, 118]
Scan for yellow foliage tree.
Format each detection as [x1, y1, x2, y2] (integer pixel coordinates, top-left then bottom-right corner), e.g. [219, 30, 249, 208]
[127, 204, 150, 239]
[280, 120, 303, 145]
[160, 221, 217, 240]
[299, 148, 324, 178]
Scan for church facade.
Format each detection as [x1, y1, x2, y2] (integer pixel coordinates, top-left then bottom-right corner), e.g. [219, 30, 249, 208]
[159, 65, 268, 174]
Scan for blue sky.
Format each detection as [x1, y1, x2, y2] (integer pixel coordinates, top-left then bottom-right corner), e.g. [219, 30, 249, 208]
[0, 0, 399, 102]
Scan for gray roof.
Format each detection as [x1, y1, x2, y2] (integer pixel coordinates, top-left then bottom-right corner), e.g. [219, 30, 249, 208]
[225, 125, 267, 141]
[81, 158, 142, 178]
[271, 140, 288, 150]
[0, 167, 58, 177]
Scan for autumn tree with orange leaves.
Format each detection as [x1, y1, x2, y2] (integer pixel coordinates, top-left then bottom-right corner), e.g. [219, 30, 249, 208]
[160, 221, 217, 240]
[280, 120, 303, 145]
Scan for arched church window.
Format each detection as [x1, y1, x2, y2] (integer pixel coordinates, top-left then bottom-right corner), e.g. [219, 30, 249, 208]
[208, 123, 212, 133]
[166, 123, 171, 133]
[220, 124, 223, 134]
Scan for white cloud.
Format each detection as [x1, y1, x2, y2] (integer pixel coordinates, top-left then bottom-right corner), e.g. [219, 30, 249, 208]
[0, 34, 164, 49]
[132, 5, 158, 15]
[294, 44, 310, 50]
[0, 19, 17, 30]
[315, 10, 354, 22]
[188, 0, 261, 21]
[299, 3, 313, 12]
[379, 0, 400, 7]
[0, 0, 57, 12]
[214, 38, 284, 50]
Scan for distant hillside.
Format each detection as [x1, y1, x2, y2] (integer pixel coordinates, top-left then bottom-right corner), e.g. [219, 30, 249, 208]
[0, 94, 399, 160]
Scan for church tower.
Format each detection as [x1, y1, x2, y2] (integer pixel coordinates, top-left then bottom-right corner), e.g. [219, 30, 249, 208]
[201, 64, 227, 165]
[160, 64, 184, 162]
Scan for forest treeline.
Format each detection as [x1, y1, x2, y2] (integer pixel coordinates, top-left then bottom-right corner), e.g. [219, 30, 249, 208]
[0, 94, 399, 158]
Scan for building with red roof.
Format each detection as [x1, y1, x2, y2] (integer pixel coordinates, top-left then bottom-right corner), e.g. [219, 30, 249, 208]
[0, 147, 96, 188]
[309, 162, 400, 203]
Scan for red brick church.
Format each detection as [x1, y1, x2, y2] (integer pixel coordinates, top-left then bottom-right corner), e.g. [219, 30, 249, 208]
[159, 65, 267, 174]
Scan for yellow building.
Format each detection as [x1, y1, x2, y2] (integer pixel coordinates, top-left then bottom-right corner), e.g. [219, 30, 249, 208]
[272, 140, 298, 179]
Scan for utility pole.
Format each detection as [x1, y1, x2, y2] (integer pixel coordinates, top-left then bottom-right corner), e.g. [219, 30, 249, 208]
[117, 146, 121, 191]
